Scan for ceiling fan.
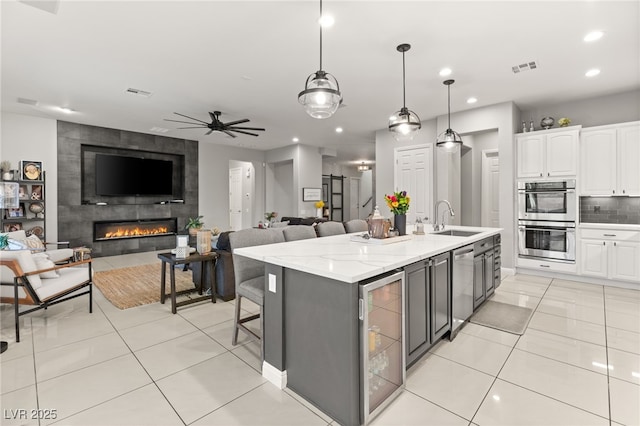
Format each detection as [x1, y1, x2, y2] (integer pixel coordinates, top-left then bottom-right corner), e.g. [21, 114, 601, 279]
[165, 111, 265, 137]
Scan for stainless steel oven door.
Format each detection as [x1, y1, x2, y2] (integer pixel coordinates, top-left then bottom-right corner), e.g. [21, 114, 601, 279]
[518, 220, 576, 262]
[518, 187, 576, 221]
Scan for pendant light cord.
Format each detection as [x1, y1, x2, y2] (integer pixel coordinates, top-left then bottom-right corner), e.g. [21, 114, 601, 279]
[319, 0, 323, 71]
[402, 50, 407, 109]
[447, 83, 451, 129]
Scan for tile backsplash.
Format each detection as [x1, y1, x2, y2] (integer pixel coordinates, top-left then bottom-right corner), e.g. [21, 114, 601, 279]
[580, 197, 640, 225]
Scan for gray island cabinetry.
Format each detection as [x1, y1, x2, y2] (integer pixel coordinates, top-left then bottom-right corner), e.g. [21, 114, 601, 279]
[405, 251, 451, 367]
[234, 225, 501, 426]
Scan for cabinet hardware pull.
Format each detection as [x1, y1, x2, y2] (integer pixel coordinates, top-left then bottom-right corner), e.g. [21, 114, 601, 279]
[547, 172, 550, 176]
[358, 299, 364, 321]
[614, 242, 617, 246]
[540, 264, 550, 268]
[613, 190, 616, 194]
[623, 190, 626, 194]
[603, 234, 617, 237]
[603, 241, 606, 245]
[540, 173, 543, 177]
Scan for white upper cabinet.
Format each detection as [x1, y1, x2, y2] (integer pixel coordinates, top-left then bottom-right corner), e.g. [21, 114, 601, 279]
[516, 127, 578, 179]
[580, 122, 640, 196]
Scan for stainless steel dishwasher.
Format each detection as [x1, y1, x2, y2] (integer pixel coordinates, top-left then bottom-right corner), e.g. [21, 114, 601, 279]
[450, 244, 474, 340]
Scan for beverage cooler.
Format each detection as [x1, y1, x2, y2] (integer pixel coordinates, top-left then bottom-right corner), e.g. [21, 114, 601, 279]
[359, 270, 405, 424]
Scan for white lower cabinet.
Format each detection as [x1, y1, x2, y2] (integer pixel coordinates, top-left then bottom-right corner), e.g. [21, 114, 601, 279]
[579, 228, 640, 282]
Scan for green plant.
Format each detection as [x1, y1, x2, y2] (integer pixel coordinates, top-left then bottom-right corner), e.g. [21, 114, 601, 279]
[0, 234, 8, 250]
[185, 216, 204, 230]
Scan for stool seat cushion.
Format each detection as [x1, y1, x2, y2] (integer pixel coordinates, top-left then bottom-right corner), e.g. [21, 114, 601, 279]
[237, 276, 265, 305]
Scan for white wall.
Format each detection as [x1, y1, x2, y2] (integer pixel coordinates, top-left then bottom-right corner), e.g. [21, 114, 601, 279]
[198, 143, 265, 232]
[272, 161, 294, 219]
[1, 112, 59, 241]
[520, 89, 640, 129]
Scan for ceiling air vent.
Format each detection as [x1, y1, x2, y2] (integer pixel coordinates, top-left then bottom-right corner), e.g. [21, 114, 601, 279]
[17, 97, 39, 106]
[125, 88, 153, 98]
[512, 61, 539, 74]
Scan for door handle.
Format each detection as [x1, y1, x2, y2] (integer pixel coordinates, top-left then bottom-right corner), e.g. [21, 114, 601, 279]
[540, 264, 550, 268]
[603, 234, 617, 237]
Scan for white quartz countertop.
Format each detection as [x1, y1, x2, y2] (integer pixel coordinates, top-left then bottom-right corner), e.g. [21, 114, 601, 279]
[233, 225, 502, 283]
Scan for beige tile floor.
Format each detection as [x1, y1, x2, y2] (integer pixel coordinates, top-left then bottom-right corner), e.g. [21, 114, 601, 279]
[1, 252, 639, 426]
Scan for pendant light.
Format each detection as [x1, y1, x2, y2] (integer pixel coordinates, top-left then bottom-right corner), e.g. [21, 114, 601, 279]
[388, 43, 421, 141]
[436, 79, 463, 153]
[357, 162, 370, 172]
[298, 0, 342, 119]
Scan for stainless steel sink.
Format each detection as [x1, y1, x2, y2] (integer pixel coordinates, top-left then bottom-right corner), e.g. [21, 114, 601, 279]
[433, 230, 481, 237]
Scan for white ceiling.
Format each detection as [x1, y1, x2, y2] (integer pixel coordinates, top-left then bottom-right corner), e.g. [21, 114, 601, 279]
[2, 1, 639, 165]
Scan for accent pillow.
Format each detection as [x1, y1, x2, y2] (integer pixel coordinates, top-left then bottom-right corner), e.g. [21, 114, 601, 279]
[32, 253, 59, 279]
[25, 234, 45, 251]
[6, 238, 29, 251]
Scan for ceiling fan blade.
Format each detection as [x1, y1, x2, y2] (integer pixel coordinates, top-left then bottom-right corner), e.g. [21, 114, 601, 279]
[228, 126, 265, 131]
[231, 129, 260, 137]
[222, 130, 237, 138]
[222, 118, 250, 126]
[165, 119, 206, 125]
[205, 129, 214, 135]
[173, 112, 209, 124]
[177, 126, 208, 129]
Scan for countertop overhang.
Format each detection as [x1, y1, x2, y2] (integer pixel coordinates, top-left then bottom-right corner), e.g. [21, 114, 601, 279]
[233, 225, 502, 283]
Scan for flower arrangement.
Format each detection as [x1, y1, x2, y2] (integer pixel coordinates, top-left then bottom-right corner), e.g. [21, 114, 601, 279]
[314, 200, 325, 209]
[558, 117, 571, 127]
[384, 191, 410, 215]
[265, 212, 278, 222]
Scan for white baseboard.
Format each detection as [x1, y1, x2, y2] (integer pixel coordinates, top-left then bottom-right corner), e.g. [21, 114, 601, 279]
[262, 361, 287, 389]
[501, 267, 515, 278]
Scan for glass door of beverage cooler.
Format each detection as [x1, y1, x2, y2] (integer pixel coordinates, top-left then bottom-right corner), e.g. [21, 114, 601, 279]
[359, 270, 405, 424]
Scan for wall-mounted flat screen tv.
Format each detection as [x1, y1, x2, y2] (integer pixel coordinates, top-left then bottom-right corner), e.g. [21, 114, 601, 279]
[95, 154, 173, 196]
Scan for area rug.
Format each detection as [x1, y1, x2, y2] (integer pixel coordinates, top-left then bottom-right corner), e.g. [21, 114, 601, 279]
[93, 263, 195, 310]
[469, 300, 534, 335]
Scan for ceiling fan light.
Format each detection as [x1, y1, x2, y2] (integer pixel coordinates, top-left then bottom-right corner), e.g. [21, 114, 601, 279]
[298, 71, 342, 119]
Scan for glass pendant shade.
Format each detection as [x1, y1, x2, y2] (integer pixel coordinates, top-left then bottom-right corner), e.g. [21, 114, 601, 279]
[436, 79, 463, 153]
[436, 128, 463, 153]
[298, 70, 342, 119]
[389, 107, 421, 141]
[388, 43, 421, 141]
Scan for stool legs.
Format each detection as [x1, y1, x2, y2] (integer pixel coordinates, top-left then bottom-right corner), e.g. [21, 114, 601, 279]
[232, 295, 242, 346]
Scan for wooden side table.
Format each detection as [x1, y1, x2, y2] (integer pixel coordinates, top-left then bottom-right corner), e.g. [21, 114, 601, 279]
[158, 251, 218, 314]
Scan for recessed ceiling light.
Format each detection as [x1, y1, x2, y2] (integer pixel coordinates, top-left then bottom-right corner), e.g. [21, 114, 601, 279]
[335, 127, 343, 133]
[466, 97, 478, 104]
[585, 68, 601, 77]
[584, 31, 604, 42]
[318, 14, 334, 28]
[292, 137, 299, 142]
[439, 68, 452, 77]
[58, 107, 74, 113]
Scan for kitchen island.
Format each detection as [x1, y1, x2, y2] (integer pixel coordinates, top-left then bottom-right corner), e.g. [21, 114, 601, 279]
[234, 225, 501, 425]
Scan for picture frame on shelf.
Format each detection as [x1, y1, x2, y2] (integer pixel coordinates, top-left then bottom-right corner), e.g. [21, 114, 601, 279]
[18, 185, 28, 199]
[302, 187, 322, 202]
[20, 161, 43, 181]
[3, 222, 22, 232]
[30, 184, 43, 200]
[0, 182, 19, 208]
[7, 203, 25, 218]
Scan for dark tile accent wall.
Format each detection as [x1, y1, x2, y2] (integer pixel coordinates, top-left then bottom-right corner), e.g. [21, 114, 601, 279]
[57, 121, 199, 257]
[580, 197, 640, 225]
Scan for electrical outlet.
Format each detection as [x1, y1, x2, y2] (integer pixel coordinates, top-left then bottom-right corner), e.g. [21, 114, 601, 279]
[268, 274, 276, 293]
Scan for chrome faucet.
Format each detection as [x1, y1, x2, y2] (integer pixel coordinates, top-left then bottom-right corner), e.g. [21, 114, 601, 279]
[433, 200, 455, 231]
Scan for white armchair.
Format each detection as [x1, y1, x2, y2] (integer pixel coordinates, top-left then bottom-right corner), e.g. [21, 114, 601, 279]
[0, 249, 93, 342]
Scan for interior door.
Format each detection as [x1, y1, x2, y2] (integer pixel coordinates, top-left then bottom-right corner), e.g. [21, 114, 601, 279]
[395, 145, 433, 225]
[481, 150, 500, 227]
[349, 177, 360, 221]
[229, 167, 243, 231]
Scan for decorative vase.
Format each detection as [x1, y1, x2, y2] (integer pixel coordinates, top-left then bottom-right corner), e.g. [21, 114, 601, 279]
[196, 229, 212, 254]
[394, 214, 407, 236]
[316, 208, 323, 218]
[188, 226, 201, 237]
[540, 117, 555, 129]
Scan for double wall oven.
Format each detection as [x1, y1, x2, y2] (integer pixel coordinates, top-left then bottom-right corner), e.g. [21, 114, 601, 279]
[518, 179, 576, 263]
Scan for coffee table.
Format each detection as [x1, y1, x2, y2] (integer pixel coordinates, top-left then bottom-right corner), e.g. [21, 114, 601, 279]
[158, 251, 218, 314]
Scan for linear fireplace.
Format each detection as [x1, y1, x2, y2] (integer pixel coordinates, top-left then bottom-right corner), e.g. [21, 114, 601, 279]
[94, 218, 178, 241]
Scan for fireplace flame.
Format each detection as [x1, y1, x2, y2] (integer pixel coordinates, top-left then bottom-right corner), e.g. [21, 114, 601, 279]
[104, 226, 169, 239]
